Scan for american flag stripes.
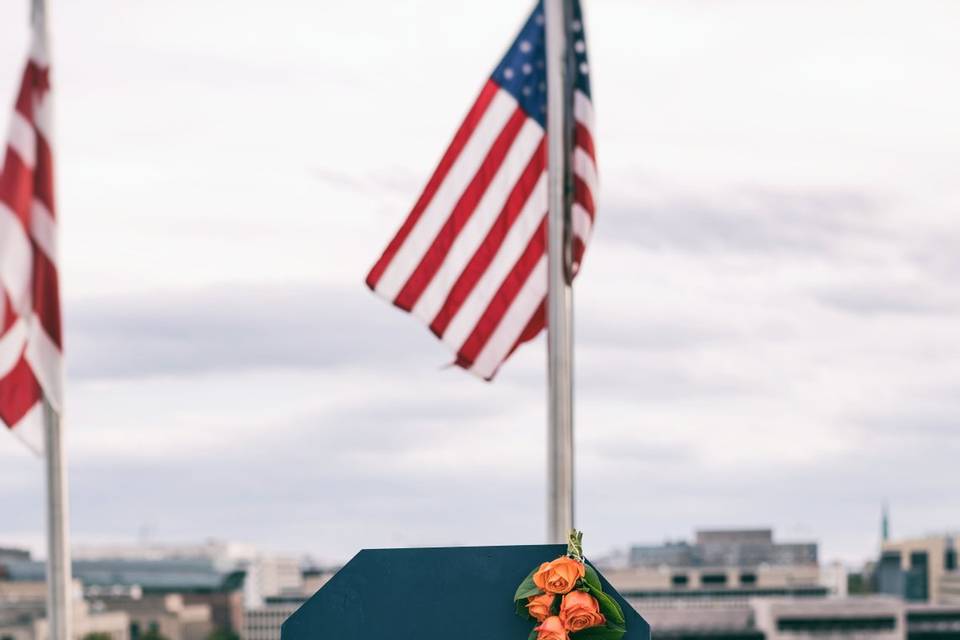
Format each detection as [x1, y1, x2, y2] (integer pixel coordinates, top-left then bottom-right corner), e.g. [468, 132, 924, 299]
[0, 31, 62, 453]
[367, 0, 596, 380]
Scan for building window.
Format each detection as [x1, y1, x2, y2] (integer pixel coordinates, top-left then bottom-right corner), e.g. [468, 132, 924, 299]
[908, 611, 960, 625]
[671, 574, 688, 587]
[778, 616, 895, 632]
[739, 572, 757, 586]
[908, 551, 930, 601]
[130, 622, 140, 640]
[701, 573, 727, 586]
[946, 549, 957, 571]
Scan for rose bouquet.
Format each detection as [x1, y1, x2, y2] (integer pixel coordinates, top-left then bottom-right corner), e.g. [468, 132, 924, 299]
[514, 531, 626, 640]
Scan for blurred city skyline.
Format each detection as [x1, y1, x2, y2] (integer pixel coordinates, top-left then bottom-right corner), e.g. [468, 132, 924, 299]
[1, 0, 958, 566]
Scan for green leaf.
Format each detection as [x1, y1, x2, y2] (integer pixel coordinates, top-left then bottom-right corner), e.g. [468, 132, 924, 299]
[571, 622, 626, 640]
[527, 629, 539, 640]
[583, 565, 603, 592]
[592, 589, 625, 626]
[579, 566, 624, 625]
[514, 567, 542, 601]
[515, 598, 533, 620]
[515, 582, 543, 601]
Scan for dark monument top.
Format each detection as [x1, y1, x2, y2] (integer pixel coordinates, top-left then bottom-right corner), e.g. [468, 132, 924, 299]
[282, 544, 650, 640]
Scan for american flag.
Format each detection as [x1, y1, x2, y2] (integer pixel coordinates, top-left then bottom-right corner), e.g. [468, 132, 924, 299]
[367, 0, 596, 380]
[0, 30, 62, 453]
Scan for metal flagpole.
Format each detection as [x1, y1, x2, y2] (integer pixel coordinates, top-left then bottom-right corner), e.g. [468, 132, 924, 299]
[31, 1, 73, 639]
[544, 0, 575, 544]
[43, 399, 72, 640]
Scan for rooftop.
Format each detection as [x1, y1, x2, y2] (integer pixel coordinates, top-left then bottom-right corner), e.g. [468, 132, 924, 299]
[628, 529, 817, 569]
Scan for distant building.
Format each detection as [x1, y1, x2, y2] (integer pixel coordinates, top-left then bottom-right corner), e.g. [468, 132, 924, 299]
[639, 605, 762, 640]
[72, 541, 303, 608]
[0, 540, 311, 634]
[0, 580, 130, 640]
[753, 596, 905, 640]
[906, 604, 960, 639]
[606, 523, 960, 640]
[179, 572, 246, 634]
[636, 594, 960, 639]
[89, 593, 213, 640]
[877, 535, 960, 604]
[609, 527, 960, 637]
[299, 569, 333, 598]
[72, 542, 257, 571]
[604, 529, 826, 603]
[630, 530, 818, 569]
[240, 568, 337, 640]
[0, 548, 31, 564]
[243, 600, 303, 640]
[818, 562, 849, 598]
[1, 556, 228, 593]
[241, 558, 302, 608]
[942, 573, 960, 605]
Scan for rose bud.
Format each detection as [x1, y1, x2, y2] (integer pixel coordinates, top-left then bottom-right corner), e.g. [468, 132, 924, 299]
[534, 616, 568, 640]
[527, 593, 555, 622]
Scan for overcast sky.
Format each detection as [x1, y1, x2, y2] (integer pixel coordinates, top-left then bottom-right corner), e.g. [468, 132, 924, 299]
[1, 0, 959, 566]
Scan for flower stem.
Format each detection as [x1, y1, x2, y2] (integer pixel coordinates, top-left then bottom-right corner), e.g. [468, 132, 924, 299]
[567, 529, 584, 561]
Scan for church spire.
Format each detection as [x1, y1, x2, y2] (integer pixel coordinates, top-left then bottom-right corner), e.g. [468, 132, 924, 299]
[881, 501, 890, 543]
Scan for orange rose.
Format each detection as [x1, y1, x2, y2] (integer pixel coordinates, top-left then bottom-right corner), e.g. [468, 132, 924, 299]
[560, 590, 606, 632]
[527, 593, 555, 622]
[534, 616, 568, 640]
[533, 556, 586, 594]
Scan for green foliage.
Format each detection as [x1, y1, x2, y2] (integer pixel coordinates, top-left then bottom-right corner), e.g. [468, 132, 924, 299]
[571, 621, 626, 640]
[206, 630, 241, 640]
[567, 530, 584, 560]
[580, 566, 624, 625]
[583, 565, 602, 592]
[592, 588, 625, 626]
[847, 572, 873, 595]
[140, 630, 170, 640]
[515, 532, 627, 640]
[515, 598, 533, 620]
[513, 566, 543, 601]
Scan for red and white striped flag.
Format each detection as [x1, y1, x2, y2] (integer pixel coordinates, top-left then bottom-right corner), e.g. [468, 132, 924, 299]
[366, 0, 596, 380]
[0, 31, 63, 453]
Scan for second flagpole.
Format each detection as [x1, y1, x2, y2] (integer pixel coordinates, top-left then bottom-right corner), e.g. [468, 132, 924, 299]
[544, 0, 575, 544]
[31, 1, 74, 639]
